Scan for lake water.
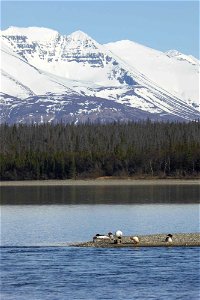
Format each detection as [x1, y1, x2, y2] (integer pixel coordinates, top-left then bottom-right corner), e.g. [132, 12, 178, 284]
[1, 184, 200, 299]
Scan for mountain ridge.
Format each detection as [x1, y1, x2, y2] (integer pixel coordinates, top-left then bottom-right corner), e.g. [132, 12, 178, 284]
[0, 26, 199, 124]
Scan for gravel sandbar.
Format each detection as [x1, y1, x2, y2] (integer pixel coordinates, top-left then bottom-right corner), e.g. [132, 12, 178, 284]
[72, 233, 200, 248]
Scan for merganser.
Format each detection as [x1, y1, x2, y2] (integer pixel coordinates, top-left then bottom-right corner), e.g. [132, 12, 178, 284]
[108, 232, 114, 239]
[115, 230, 123, 238]
[130, 236, 140, 244]
[93, 232, 113, 242]
[165, 234, 173, 243]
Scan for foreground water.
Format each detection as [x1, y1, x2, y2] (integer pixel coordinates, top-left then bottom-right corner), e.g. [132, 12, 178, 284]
[1, 246, 200, 300]
[1, 184, 200, 299]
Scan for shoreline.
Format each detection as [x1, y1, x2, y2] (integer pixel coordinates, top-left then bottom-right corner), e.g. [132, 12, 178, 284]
[0, 178, 200, 187]
[72, 233, 200, 248]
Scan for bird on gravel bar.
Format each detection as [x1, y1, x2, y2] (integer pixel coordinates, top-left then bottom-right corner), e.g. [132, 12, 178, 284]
[165, 234, 173, 243]
[115, 230, 123, 238]
[130, 236, 140, 244]
[93, 232, 113, 242]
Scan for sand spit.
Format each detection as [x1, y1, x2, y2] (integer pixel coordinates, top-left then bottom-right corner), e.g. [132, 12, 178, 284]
[1, 179, 200, 186]
[71, 233, 200, 248]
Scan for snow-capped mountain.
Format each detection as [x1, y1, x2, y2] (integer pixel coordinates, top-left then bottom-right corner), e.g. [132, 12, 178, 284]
[1, 26, 135, 86]
[0, 26, 199, 124]
[106, 40, 199, 109]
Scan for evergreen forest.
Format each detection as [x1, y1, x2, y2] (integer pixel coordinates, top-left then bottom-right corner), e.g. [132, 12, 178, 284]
[0, 121, 200, 180]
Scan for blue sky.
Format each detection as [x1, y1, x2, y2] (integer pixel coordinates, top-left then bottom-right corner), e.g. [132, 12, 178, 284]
[1, 1, 199, 58]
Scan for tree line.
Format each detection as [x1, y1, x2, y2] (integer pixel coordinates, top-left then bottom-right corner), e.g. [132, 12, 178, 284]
[0, 121, 200, 180]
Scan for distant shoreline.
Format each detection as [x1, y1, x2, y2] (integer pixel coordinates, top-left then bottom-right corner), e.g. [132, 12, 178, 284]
[0, 178, 200, 186]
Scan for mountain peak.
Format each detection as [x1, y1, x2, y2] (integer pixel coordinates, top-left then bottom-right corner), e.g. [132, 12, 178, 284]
[65, 30, 100, 51]
[1, 26, 59, 41]
[67, 30, 94, 42]
[1, 26, 199, 117]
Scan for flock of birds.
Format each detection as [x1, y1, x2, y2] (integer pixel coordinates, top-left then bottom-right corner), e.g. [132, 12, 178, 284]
[93, 231, 173, 244]
[93, 230, 126, 244]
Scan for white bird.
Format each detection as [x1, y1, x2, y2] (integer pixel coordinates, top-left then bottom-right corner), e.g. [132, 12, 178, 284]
[130, 236, 140, 244]
[115, 230, 123, 238]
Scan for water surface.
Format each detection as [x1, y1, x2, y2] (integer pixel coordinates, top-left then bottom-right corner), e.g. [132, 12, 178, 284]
[1, 204, 199, 246]
[1, 246, 200, 300]
[1, 184, 200, 299]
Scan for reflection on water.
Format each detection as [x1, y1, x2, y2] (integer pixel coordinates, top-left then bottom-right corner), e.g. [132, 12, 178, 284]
[0, 184, 199, 204]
